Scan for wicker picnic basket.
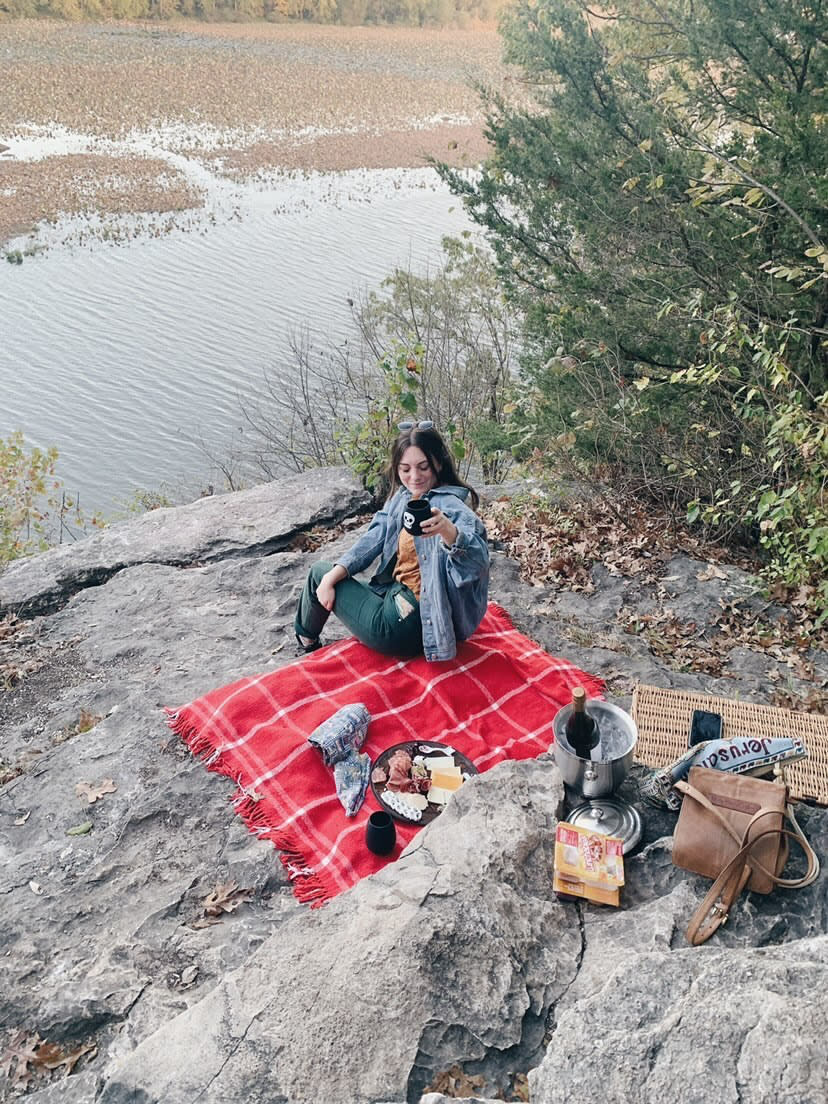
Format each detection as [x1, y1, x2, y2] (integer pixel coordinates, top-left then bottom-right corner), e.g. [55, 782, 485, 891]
[631, 683, 828, 806]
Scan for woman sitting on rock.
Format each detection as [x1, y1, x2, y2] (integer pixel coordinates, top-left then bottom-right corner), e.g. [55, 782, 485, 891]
[294, 420, 489, 662]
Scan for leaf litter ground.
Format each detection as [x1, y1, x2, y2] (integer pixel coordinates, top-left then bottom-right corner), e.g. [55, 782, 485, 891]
[480, 493, 827, 714]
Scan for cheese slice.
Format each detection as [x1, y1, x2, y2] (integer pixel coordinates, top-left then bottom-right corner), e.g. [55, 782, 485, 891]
[429, 771, 463, 792]
[421, 756, 456, 771]
[427, 785, 454, 806]
[430, 763, 463, 781]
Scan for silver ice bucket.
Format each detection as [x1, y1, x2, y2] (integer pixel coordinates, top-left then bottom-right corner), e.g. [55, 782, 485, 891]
[552, 700, 638, 799]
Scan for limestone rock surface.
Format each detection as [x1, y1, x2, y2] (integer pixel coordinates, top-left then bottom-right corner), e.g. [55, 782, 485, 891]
[97, 760, 574, 1104]
[0, 468, 371, 617]
[533, 927, 828, 1104]
[0, 468, 826, 1104]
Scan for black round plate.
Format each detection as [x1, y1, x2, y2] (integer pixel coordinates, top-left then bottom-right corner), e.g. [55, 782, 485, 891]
[370, 740, 478, 825]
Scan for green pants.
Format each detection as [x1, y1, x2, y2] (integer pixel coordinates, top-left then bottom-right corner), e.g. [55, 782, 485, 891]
[295, 560, 423, 658]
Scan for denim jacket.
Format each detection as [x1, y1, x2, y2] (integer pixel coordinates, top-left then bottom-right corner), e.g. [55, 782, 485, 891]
[336, 485, 489, 662]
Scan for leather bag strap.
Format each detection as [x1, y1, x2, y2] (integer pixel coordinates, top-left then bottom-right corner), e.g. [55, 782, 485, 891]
[778, 803, 821, 888]
[685, 851, 751, 946]
[685, 823, 820, 946]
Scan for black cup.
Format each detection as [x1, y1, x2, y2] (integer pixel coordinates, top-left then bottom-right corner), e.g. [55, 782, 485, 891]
[402, 498, 432, 536]
[365, 810, 397, 856]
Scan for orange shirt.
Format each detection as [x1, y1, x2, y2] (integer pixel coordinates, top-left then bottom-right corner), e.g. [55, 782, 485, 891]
[393, 529, 422, 599]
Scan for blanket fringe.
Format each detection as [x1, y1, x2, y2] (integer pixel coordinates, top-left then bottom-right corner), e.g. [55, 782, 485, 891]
[166, 708, 221, 761]
[167, 707, 332, 908]
[271, 835, 330, 907]
[487, 601, 516, 630]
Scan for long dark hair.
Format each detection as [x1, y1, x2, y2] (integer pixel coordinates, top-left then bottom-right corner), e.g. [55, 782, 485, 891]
[387, 425, 479, 510]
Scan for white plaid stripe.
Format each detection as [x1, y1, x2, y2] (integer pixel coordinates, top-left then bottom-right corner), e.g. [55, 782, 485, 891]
[196, 641, 408, 760]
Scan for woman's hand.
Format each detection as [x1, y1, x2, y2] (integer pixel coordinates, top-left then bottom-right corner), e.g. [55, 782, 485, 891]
[420, 507, 458, 548]
[316, 564, 347, 611]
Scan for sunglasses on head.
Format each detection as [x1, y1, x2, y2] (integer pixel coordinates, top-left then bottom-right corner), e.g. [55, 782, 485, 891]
[398, 419, 435, 431]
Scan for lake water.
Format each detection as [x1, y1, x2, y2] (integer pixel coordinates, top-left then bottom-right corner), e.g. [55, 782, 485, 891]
[1, 167, 474, 515]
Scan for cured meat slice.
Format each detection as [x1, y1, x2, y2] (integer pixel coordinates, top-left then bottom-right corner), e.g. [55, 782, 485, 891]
[386, 749, 413, 790]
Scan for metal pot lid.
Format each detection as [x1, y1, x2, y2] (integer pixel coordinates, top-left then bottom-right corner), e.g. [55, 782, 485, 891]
[565, 797, 643, 854]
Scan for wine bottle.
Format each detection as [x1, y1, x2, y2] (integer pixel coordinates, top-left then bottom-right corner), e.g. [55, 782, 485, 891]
[565, 686, 600, 759]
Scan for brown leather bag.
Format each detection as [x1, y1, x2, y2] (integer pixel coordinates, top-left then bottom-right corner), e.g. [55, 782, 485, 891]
[672, 766, 819, 945]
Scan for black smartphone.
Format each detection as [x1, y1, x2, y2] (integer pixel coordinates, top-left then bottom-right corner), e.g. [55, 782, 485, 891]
[689, 709, 723, 747]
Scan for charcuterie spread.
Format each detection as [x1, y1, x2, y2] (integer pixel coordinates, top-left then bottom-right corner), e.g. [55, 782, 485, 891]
[370, 741, 478, 825]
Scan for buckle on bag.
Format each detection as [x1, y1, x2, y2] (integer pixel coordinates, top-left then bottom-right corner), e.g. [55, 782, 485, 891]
[711, 901, 729, 924]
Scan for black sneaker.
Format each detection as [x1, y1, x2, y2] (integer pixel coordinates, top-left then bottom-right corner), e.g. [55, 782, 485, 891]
[294, 634, 323, 657]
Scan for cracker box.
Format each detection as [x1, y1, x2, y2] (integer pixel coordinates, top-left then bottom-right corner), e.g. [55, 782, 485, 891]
[553, 821, 624, 907]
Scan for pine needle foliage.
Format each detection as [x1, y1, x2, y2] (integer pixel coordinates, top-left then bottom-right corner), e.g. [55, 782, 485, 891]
[438, 0, 827, 615]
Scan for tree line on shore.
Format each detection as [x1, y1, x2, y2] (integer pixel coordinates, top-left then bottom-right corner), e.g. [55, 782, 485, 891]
[0, 0, 503, 24]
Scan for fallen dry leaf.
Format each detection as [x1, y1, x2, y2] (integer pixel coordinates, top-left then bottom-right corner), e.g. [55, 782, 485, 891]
[179, 965, 199, 988]
[54, 709, 105, 746]
[202, 881, 254, 918]
[1, 1031, 41, 1089]
[510, 1071, 530, 1102]
[697, 564, 727, 581]
[76, 708, 103, 733]
[792, 585, 814, 607]
[479, 493, 826, 658]
[189, 914, 223, 930]
[425, 1064, 485, 1098]
[1, 656, 42, 689]
[75, 779, 117, 805]
[0, 762, 25, 786]
[0, 614, 22, 642]
[0, 1031, 96, 1089]
[37, 1041, 97, 1075]
[29, 1041, 64, 1069]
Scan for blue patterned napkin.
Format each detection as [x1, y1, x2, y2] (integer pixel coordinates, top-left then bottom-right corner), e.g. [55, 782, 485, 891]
[333, 751, 373, 818]
[308, 703, 373, 817]
[308, 703, 371, 767]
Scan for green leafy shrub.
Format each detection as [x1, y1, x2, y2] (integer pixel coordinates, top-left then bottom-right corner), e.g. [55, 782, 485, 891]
[0, 432, 60, 563]
[0, 431, 104, 565]
[678, 300, 828, 621]
[335, 345, 421, 497]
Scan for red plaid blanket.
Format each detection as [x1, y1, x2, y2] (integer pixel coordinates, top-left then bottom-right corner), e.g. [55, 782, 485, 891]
[167, 604, 603, 906]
